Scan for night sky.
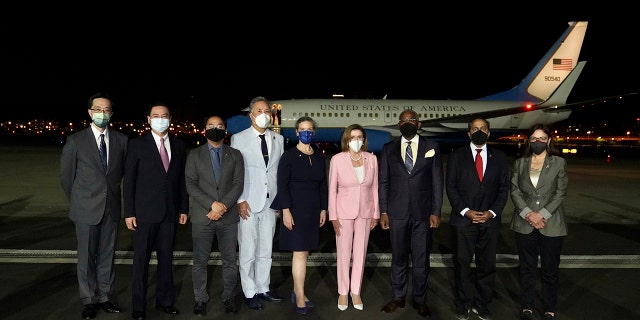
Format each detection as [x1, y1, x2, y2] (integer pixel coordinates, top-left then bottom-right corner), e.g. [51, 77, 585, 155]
[2, 8, 637, 126]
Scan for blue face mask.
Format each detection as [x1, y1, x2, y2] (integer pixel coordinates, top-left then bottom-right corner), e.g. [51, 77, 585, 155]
[298, 130, 314, 144]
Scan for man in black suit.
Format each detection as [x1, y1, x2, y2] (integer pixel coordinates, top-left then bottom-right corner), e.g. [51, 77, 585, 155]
[185, 116, 244, 316]
[124, 102, 189, 320]
[378, 109, 444, 318]
[60, 92, 128, 319]
[446, 118, 509, 320]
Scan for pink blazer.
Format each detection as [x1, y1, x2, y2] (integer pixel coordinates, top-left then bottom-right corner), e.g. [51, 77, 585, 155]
[328, 151, 380, 221]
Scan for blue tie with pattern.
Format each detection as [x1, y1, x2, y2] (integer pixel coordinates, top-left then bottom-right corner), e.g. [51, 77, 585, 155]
[405, 141, 413, 173]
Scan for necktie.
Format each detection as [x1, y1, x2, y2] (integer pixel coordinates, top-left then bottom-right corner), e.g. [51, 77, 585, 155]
[260, 134, 269, 167]
[405, 141, 413, 173]
[160, 137, 170, 172]
[99, 134, 107, 171]
[211, 147, 221, 183]
[475, 148, 483, 182]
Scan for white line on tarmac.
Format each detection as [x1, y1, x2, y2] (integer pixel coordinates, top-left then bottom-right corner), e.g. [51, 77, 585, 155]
[1, 249, 639, 268]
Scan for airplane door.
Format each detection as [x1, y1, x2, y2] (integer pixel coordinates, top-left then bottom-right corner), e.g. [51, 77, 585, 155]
[384, 111, 394, 124]
[510, 115, 520, 128]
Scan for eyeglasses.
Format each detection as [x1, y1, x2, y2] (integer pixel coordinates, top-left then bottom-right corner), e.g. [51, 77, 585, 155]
[90, 108, 113, 114]
[205, 125, 225, 130]
[400, 118, 418, 123]
[530, 136, 549, 142]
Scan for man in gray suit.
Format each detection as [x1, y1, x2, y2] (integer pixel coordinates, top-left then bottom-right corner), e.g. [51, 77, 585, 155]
[230, 96, 285, 310]
[60, 92, 128, 319]
[186, 115, 244, 316]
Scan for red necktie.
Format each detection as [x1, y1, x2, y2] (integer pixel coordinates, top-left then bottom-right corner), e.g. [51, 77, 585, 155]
[475, 148, 483, 182]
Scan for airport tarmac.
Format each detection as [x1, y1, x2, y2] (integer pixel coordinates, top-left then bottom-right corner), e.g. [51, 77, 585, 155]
[1, 145, 639, 319]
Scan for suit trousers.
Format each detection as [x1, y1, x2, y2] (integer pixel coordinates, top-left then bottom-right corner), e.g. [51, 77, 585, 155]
[192, 221, 239, 302]
[74, 213, 118, 305]
[515, 229, 564, 313]
[335, 217, 372, 295]
[452, 223, 499, 309]
[238, 207, 277, 297]
[389, 217, 433, 305]
[131, 222, 176, 311]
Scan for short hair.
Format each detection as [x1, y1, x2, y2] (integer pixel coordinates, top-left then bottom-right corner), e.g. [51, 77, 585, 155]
[398, 109, 419, 121]
[249, 96, 271, 113]
[340, 124, 368, 152]
[146, 101, 171, 116]
[295, 116, 317, 131]
[202, 115, 227, 129]
[87, 92, 113, 109]
[468, 117, 490, 130]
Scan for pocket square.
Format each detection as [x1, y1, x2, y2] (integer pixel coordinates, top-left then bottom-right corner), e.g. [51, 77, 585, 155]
[425, 149, 435, 158]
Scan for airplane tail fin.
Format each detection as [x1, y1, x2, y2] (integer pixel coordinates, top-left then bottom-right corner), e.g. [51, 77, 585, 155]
[479, 21, 588, 103]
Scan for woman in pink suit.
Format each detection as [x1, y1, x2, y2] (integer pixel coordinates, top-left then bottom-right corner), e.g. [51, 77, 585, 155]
[328, 124, 380, 311]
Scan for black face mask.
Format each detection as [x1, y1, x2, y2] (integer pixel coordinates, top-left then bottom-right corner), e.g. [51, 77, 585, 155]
[470, 130, 488, 146]
[399, 123, 418, 138]
[530, 141, 547, 155]
[205, 128, 226, 142]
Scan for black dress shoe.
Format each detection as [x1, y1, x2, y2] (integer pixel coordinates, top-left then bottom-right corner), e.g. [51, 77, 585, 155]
[193, 301, 206, 315]
[245, 296, 263, 310]
[224, 298, 238, 314]
[381, 299, 406, 313]
[97, 301, 122, 313]
[156, 305, 179, 314]
[414, 303, 432, 318]
[257, 291, 284, 302]
[131, 310, 146, 320]
[81, 304, 97, 319]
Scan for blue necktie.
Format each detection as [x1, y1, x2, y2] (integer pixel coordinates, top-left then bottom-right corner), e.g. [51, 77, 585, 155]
[260, 134, 269, 167]
[211, 147, 221, 183]
[405, 141, 413, 173]
[99, 134, 107, 171]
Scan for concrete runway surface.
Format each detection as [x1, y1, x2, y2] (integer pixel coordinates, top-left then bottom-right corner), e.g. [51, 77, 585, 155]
[1, 145, 639, 319]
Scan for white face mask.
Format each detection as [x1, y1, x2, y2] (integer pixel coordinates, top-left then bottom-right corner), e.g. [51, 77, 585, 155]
[150, 118, 170, 133]
[253, 113, 270, 129]
[349, 140, 364, 153]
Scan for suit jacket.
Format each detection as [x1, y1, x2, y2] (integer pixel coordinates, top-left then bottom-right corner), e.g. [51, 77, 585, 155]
[510, 154, 568, 237]
[328, 151, 379, 220]
[60, 127, 128, 225]
[123, 133, 189, 223]
[186, 143, 244, 225]
[378, 136, 444, 220]
[446, 144, 510, 227]
[229, 127, 284, 212]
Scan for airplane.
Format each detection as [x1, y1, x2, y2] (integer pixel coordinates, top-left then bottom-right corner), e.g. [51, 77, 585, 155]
[225, 21, 631, 154]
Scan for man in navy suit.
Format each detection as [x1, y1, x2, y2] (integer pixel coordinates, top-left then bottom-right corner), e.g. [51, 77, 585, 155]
[124, 102, 189, 320]
[446, 118, 509, 320]
[60, 92, 128, 319]
[186, 115, 244, 316]
[379, 109, 444, 318]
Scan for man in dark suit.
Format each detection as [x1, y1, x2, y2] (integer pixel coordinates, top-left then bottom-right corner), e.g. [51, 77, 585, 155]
[378, 109, 444, 319]
[446, 118, 509, 320]
[123, 102, 189, 320]
[185, 116, 244, 316]
[60, 92, 128, 319]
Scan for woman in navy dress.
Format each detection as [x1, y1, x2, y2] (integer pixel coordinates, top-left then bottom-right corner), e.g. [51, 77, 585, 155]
[271, 116, 327, 315]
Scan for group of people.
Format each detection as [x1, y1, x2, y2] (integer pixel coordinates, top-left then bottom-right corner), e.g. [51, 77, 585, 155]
[60, 93, 568, 320]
